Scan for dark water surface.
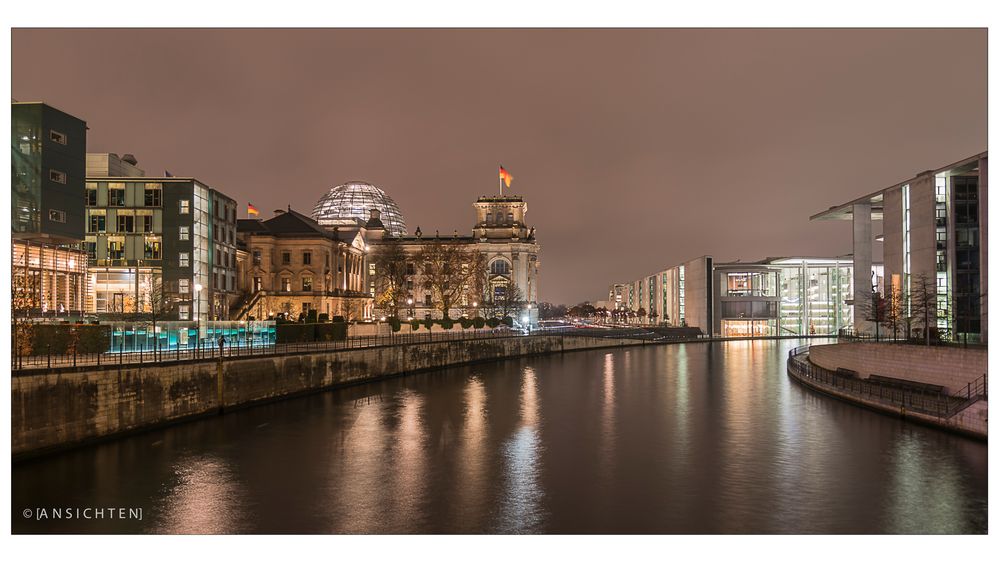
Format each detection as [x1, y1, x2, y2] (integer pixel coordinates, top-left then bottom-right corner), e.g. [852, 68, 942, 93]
[12, 339, 988, 533]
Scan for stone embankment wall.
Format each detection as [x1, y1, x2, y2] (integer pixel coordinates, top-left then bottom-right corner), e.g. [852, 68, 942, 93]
[808, 342, 986, 395]
[12, 334, 636, 459]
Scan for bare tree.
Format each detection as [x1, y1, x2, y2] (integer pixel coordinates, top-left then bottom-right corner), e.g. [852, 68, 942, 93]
[12, 254, 39, 366]
[418, 240, 487, 319]
[908, 273, 937, 345]
[371, 237, 410, 318]
[492, 282, 525, 319]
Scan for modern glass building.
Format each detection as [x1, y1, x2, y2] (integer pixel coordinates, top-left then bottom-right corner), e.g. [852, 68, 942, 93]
[84, 154, 239, 324]
[11, 102, 89, 317]
[312, 181, 408, 237]
[812, 152, 987, 342]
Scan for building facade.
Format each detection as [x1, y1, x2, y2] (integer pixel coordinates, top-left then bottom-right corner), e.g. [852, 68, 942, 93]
[612, 256, 866, 337]
[235, 209, 372, 320]
[812, 152, 987, 342]
[84, 153, 239, 324]
[11, 102, 89, 317]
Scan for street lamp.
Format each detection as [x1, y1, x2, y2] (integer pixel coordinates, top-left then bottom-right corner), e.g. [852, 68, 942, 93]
[407, 296, 414, 320]
[194, 282, 203, 357]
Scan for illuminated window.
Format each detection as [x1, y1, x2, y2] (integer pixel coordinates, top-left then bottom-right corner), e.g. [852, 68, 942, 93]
[49, 130, 67, 145]
[109, 185, 125, 206]
[281, 277, 291, 292]
[179, 252, 189, 267]
[179, 279, 190, 294]
[179, 226, 189, 241]
[179, 199, 190, 214]
[302, 276, 313, 291]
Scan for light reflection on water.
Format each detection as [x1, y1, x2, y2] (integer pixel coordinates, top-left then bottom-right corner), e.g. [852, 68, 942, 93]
[11, 339, 988, 534]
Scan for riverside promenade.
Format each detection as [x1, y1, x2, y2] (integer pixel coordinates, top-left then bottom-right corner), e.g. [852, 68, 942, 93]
[787, 343, 987, 439]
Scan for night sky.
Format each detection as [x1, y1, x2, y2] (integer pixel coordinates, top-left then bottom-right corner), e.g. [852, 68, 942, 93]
[12, 29, 986, 304]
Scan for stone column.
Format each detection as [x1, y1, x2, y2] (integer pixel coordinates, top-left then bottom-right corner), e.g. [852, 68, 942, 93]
[853, 203, 873, 333]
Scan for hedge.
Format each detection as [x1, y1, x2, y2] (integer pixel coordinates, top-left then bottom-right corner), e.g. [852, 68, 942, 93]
[459, 318, 473, 329]
[501, 316, 514, 327]
[277, 322, 347, 343]
[388, 317, 402, 332]
[410, 319, 421, 331]
[18, 324, 111, 355]
[473, 317, 486, 329]
[486, 318, 501, 328]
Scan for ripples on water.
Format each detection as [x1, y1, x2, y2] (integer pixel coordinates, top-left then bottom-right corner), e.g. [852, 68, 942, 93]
[12, 339, 988, 534]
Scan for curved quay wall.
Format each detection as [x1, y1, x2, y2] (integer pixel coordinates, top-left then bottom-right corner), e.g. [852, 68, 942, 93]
[787, 349, 987, 440]
[13, 334, 641, 460]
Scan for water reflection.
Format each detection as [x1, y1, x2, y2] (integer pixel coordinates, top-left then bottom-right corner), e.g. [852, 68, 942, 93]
[496, 366, 544, 533]
[155, 455, 246, 534]
[11, 340, 988, 534]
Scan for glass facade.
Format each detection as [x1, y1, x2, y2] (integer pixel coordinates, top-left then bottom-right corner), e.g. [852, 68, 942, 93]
[312, 181, 408, 236]
[106, 320, 276, 353]
[772, 259, 853, 336]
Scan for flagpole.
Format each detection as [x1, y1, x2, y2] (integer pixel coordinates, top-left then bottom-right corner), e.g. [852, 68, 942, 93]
[499, 167, 503, 197]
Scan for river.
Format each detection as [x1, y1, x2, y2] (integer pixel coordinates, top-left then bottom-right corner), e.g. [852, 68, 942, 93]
[11, 338, 988, 533]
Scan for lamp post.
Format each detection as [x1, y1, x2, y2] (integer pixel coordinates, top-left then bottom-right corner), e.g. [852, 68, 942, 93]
[407, 297, 414, 320]
[194, 282, 203, 357]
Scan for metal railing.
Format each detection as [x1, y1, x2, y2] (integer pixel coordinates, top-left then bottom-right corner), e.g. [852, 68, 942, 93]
[11, 326, 661, 373]
[787, 346, 986, 419]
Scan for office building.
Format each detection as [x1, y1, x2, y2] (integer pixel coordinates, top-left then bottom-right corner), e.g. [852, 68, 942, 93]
[11, 102, 89, 316]
[812, 152, 987, 342]
[84, 153, 239, 324]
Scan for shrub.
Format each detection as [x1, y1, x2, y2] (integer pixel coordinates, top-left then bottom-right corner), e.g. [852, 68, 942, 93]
[459, 317, 473, 329]
[486, 318, 501, 328]
[439, 317, 454, 330]
[388, 317, 402, 332]
[332, 316, 346, 323]
[501, 316, 514, 327]
[29, 324, 72, 355]
[75, 324, 111, 353]
[410, 319, 421, 331]
[422, 318, 434, 330]
[473, 317, 486, 329]
[276, 323, 315, 343]
[306, 309, 318, 324]
[318, 313, 330, 323]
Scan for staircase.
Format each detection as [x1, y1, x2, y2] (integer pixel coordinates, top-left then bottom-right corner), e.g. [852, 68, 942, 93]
[945, 373, 988, 418]
[232, 291, 266, 320]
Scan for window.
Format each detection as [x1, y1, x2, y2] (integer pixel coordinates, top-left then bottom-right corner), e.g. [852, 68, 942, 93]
[89, 213, 106, 233]
[144, 185, 162, 206]
[85, 187, 97, 206]
[282, 252, 291, 265]
[49, 130, 67, 145]
[48, 209, 66, 223]
[179, 305, 190, 320]
[486, 213, 492, 224]
[179, 279, 190, 294]
[117, 214, 135, 233]
[406, 262, 415, 275]
[179, 226, 189, 241]
[179, 200, 190, 214]
[281, 277, 291, 292]
[507, 212, 513, 223]
[109, 185, 126, 206]
[107, 239, 125, 260]
[144, 238, 161, 260]
[179, 252, 190, 267]
[424, 294, 432, 306]
[303, 252, 312, 265]
[253, 277, 262, 292]
[49, 170, 67, 184]
[252, 250, 262, 265]
[302, 277, 313, 291]
[407, 280, 414, 291]
[490, 260, 511, 275]
[140, 214, 153, 233]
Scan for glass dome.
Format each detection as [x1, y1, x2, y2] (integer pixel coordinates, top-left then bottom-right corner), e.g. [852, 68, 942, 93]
[311, 181, 408, 237]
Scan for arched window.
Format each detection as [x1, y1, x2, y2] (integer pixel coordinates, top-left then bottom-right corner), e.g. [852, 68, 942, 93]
[490, 259, 511, 275]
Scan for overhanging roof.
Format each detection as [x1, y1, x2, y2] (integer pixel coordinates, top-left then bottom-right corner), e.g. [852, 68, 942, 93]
[810, 151, 986, 222]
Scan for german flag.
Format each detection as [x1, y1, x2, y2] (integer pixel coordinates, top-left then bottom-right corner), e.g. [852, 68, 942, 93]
[499, 165, 513, 188]
[247, 203, 260, 216]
